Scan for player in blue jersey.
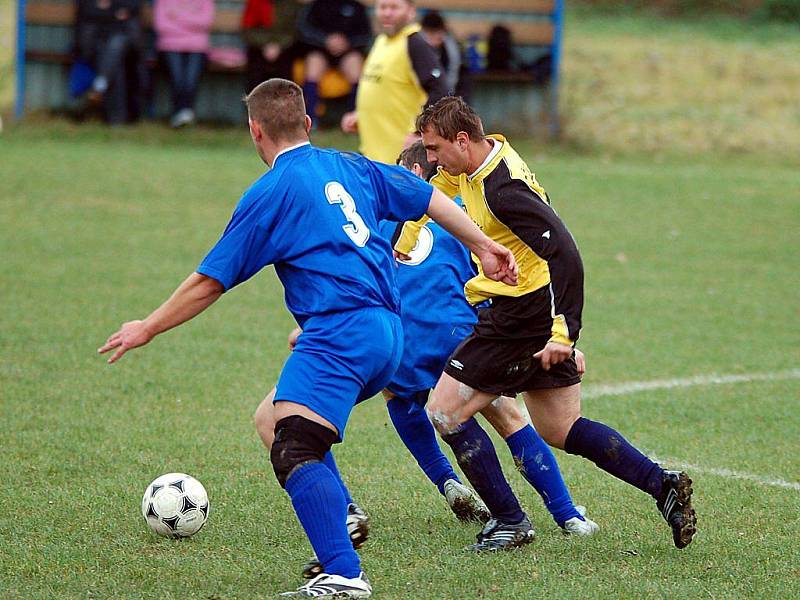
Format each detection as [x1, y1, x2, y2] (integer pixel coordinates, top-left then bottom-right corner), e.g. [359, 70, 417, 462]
[98, 78, 517, 600]
[253, 143, 598, 577]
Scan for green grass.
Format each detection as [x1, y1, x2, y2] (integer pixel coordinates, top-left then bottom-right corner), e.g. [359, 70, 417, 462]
[561, 8, 800, 158]
[1, 125, 799, 599]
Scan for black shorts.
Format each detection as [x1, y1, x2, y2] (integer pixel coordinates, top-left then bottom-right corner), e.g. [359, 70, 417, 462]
[443, 292, 581, 396]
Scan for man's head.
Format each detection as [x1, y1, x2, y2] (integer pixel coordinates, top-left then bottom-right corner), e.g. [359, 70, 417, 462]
[375, 0, 416, 37]
[416, 96, 485, 176]
[397, 140, 436, 181]
[420, 10, 446, 48]
[243, 79, 311, 164]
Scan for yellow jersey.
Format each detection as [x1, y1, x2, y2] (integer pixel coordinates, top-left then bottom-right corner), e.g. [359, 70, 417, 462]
[395, 135, 584, 346]
[356, 24, 428, 163]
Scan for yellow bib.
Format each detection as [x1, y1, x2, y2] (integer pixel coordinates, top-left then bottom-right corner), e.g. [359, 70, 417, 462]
[356, 24, 428, 164]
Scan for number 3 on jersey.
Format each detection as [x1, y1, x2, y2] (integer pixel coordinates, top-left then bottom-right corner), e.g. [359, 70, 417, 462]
[325, 181, 370, 247]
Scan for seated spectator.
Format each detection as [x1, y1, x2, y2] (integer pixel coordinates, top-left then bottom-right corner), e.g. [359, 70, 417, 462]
[153, 0, 215, 128]
[419, 10, 461, 95]
[297, 0, 371, 122]
[75, 0, 145, 125]
[241, 0, 301, 93]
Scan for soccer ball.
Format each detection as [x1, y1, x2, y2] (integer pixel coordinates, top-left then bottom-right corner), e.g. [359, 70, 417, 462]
[141, 473, 209, 538]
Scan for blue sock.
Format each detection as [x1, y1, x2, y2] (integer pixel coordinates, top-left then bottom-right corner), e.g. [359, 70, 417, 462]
[284, 462, 360, 578]
[387, 396, 459, 495]
[302, 81, 319, 118]
[442, 417, 525, 524]
[506, 425, 581, 526]
[564, 417, 665, 499]
[322, 451, 354, 505]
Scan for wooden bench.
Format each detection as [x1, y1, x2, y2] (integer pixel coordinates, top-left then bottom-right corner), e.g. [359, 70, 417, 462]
[19, 0, 562, 134]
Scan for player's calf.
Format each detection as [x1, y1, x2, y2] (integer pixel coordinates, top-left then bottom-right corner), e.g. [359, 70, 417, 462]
[302, 502, 371, 579]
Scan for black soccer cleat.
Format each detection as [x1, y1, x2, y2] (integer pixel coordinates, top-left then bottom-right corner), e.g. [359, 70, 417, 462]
[467, 515, 535, 552]
[302, 503, 370, 579]
[656, 470, 697, 549]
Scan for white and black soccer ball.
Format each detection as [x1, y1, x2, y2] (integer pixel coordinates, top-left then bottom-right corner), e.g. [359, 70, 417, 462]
[141, 473, 209, 538]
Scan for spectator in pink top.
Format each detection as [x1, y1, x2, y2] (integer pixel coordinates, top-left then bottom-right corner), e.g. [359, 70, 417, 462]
[153, 0, 215, 127]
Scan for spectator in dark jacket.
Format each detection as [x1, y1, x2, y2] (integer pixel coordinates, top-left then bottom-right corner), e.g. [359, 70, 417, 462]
[75, 0, 144, 124]
[241, 0, 301, 93]
[420, 10, 461, 94]
[297, 0, 371, 122]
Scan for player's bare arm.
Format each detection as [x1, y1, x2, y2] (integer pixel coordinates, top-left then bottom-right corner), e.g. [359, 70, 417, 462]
[426, 188, 518, 286]
[98, 272, 224, 364]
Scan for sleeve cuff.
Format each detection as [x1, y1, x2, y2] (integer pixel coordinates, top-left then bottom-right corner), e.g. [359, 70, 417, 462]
[393, 217, 429, 255]
[548, 331, 574, 347]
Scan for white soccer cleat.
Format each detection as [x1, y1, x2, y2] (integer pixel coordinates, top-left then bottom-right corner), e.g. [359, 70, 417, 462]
[280, 571, 372, 598]
[561, 505, 599, 536]
[443, 479, 491, 523]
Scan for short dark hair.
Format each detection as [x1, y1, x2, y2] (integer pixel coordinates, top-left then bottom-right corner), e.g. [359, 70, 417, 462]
[416, 96, 484, 142]
[243, 78, 306, 142]
[420, 10, 446, 31]
[397, 140, 436, 181]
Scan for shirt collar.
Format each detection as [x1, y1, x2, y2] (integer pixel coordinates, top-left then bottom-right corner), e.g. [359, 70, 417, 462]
[467, 137, 503, 181]
[273, 141, 311, 166]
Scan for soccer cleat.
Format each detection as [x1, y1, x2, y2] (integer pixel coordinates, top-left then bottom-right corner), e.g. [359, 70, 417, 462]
[302, 503, 370, 579]
[345, 503, 370, 549]
[280, 571, 372, 598]
[467, 515, 535, 552]
[561, 505, 599, 537]
[443, 479, 491, 523]
[656, 470, 697, 549]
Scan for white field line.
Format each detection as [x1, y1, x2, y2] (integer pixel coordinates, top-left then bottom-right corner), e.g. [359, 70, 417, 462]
[650, 456, 800, 492]
[582, 369, 800, 400]
[575, 369, 800, 492]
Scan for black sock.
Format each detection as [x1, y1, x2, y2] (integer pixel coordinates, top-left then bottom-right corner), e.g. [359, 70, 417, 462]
[564, 417, 665, 499]
[442, 417, 525, 523]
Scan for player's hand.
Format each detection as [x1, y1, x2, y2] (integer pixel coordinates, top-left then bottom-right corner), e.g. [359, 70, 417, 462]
[98, 320, 154, 364]
[340, 111, 358, 134]
[287, 327, 302, 351]
[474, 240, 518, 286]
[393, 249, 411, 262]
[574, 348, 586, 375]
[534, 342, 573, 371]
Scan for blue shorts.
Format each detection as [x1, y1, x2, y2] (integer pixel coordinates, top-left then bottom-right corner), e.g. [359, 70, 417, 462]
[274, 307, 403, 440]
[385, 322, 473, 399]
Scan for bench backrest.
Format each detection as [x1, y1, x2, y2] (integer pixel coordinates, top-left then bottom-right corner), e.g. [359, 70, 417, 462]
[20, 0, 563, 134]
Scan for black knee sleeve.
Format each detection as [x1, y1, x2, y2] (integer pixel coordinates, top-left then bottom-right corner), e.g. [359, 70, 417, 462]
[270, 415, 338, 488]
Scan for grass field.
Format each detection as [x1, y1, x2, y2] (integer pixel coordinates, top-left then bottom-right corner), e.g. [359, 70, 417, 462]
[1, 124, 798, 599]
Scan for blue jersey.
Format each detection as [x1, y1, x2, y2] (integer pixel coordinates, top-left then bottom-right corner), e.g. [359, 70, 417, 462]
[198, 143, 432, 326]
[380, 204, 479, 396]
